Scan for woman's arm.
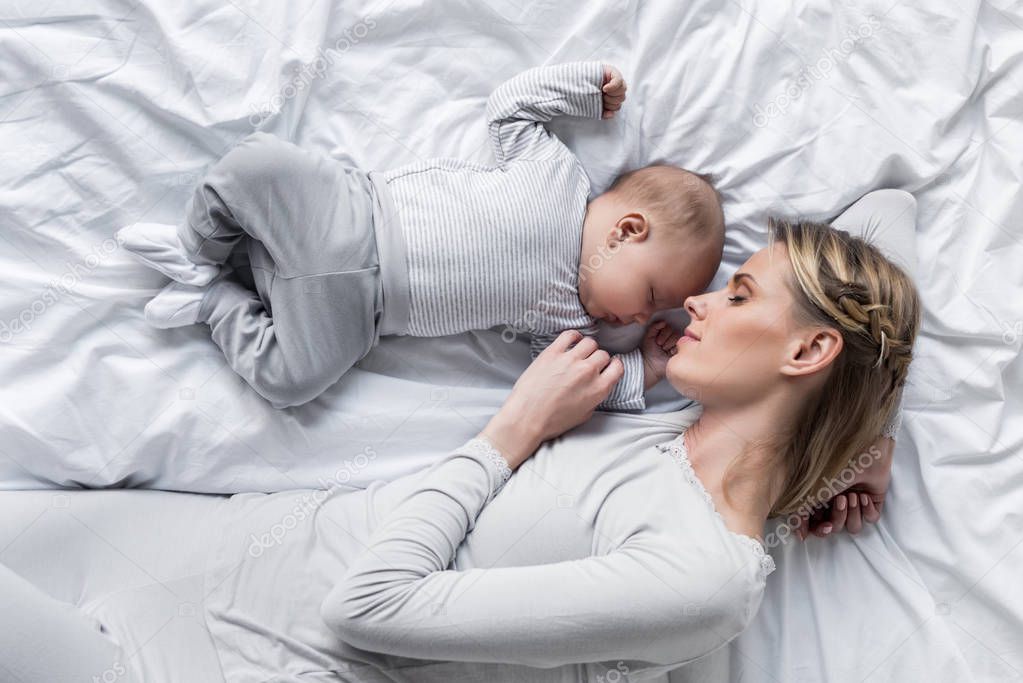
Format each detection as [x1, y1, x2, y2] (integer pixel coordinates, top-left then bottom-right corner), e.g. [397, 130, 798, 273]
[321, 440, 737, 668]
[321, 332, 755, 667]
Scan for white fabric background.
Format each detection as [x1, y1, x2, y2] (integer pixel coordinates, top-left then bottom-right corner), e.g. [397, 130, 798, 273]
[0, 1, 1020, 681]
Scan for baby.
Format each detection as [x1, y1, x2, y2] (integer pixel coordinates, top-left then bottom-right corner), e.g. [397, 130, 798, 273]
[119, 62, 725, 409]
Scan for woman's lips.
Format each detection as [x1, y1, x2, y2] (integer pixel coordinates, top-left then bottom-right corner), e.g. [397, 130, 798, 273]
[677, 328, 701, 346]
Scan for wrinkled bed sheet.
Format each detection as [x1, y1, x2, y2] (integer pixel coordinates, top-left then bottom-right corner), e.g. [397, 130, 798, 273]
[1, 0, 1020, 680]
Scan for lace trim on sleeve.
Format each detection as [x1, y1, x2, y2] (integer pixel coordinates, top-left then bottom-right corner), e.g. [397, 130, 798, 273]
[463, 436, 513, 489]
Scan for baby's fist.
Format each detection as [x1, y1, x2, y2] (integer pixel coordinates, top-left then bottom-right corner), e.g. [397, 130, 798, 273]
[641, 321, 680, 389]
[601, 64, 627, 119]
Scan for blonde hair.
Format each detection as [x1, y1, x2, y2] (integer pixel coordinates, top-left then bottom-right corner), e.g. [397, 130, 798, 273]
[608, 165, 725, 245]
[762, 218, 921, 517]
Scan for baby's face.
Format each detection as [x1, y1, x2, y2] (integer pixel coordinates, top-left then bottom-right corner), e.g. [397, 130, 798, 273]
[577, 214, 721, 325]
[579, 241, 717, 325]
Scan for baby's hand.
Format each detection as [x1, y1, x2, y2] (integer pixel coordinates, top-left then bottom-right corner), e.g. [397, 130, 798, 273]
[601, 64, 627, 119]
[641, 321, 680, 389]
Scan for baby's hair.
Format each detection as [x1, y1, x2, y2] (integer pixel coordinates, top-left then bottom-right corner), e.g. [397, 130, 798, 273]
[607, 165, 725, 246]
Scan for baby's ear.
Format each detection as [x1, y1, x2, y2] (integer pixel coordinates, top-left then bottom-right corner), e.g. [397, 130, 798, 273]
[614, 213, 650, 242]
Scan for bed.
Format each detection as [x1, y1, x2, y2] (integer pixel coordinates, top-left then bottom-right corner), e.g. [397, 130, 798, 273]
[1, 0, 1020, 680]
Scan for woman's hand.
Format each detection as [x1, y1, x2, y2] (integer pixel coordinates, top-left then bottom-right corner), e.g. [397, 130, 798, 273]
[601, 64, 627, 119]
[641, 321, 681, 389]
[481, 330, 624, 470]
[797, 435, 894, 539]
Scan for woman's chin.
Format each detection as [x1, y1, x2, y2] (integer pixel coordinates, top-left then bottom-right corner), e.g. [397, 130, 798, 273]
[666, 355, 710, 401]
[664, 356, 692, 394]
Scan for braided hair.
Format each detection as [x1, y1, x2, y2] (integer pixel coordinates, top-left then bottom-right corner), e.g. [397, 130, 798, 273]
[762, 218, 920, 517]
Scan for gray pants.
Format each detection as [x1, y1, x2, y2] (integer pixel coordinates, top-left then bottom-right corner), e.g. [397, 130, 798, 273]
[180, 132, 382, 409]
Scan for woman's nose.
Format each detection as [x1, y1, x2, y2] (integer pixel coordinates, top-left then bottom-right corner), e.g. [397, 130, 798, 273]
[684, 295, 706, 320]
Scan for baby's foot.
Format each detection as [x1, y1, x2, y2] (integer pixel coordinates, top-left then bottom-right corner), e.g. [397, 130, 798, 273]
[144, 281, 208, 329]
[118, 222, 220, 286]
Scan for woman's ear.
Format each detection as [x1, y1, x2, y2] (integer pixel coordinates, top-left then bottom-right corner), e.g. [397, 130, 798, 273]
[609, 212, 650, 244]
[780, 327, 843, 377]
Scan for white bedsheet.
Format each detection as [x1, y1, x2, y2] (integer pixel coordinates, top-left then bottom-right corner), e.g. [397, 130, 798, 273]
[1, 0, 1020, 681]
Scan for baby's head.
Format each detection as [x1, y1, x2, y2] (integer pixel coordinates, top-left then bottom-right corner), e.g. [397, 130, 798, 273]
[578, 165, 725, 325]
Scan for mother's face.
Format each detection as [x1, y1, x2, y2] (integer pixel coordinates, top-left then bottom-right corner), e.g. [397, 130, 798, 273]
[667, 242, 838, 406]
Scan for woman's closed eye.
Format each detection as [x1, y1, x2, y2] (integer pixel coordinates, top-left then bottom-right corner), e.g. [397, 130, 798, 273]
[727, 272, 757, 305]
[727, 283, 752, 304]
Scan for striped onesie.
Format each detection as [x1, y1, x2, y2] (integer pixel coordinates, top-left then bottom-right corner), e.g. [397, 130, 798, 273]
[374, 61, 645, 409]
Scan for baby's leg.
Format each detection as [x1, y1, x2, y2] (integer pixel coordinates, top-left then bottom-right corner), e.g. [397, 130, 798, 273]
[175, 134, 276, 267]
[198, 267, 379, 408]
[181, 132, 379, 408]
[120, 132, 335, 285]
[180, 132, 376, 275]
[116, 133, 286, 285]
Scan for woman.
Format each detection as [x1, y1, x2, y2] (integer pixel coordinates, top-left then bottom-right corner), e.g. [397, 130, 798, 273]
[0, 191, 919, 682]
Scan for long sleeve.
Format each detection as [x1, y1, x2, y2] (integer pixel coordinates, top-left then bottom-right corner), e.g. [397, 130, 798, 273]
[321, 438, 743, 669]
[486, 61, 605, 166]
[529, 334, 646, 411]
[600, 348, 646, 410]
[831, 189, 918, 440]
